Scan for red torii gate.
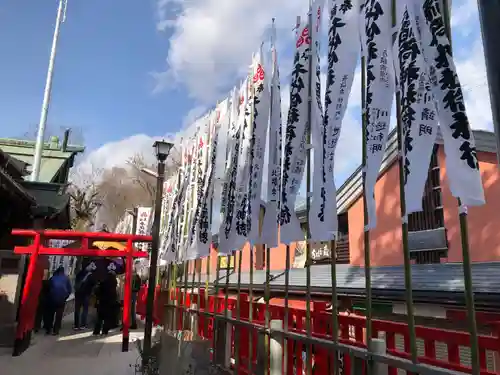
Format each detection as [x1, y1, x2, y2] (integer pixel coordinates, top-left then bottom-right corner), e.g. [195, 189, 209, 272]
[11, 229, 152, 356]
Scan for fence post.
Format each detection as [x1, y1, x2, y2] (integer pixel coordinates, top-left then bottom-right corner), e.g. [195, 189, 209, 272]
[372, 338, 388, 375]
[224, 310, 232, 369]
[215, 309, 232, 368]
[190, 303, 198, 337]
[270, 320, 283, 375]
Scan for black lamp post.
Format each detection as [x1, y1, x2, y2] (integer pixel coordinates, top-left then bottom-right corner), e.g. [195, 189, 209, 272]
[143, 139, 174, 364]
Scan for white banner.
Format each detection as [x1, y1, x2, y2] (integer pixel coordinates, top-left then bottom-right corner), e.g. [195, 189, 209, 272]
[362, 0, 395, 230]
[212, 98, 231, 222]
[249, 48, 271, 244]
[261, 27, 283, 248]
[161, 173, 189, 265]
[395, 8, 439, 214]
[310, 0, 359, 241]
[230, 75, 254, 251]
[279, 8, 320, 245]
[158, 175, 178, 265]
[186, 114, 211, 257]
[219, 82, 247, 255]
[177, 136, 198, 262]
[136, 206, 152, 252]
[187, 112, 219, 260]
[407, 0, 485, 207]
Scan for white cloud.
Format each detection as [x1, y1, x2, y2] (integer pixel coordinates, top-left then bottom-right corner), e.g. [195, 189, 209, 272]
[153, 0, 309, 103]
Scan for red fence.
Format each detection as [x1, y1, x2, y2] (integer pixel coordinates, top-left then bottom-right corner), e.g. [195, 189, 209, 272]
[136, 285, 500, 374]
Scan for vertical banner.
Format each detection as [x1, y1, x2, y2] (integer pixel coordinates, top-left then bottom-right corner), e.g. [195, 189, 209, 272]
[158, 175, 177, 265]
[231, 74, 254, 251]
[362, 0, 395, 230]
[219, 80, 248, 255]
[310, 0, 360, 241]
[279, 14, 314, 245]
[188, 111, 220, 260]
[249, 47, 271, 244]
[395, 7, 439, 214]
[407, 0, 485, 207]
[261, 26, 283, 248]
[136, 206, 152, 252]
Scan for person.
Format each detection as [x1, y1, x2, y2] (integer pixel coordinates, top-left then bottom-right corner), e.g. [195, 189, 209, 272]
[93, 270, 118, 335]
[130, 270, 142, 329]
[44, 266, 72, 335]
[73, 265, 95, 330]
[34, 275, 50, 333]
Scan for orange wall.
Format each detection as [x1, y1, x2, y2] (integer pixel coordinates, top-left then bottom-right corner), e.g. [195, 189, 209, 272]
[198, 149, 500, 274]
[201, 240, 299, 274]
[348, 161, 404, 266]
[440, 149, 500, 263]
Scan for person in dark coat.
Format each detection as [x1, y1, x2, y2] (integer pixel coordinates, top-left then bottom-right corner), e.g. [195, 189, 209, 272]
[130, 271, 142, 329]
[73, 265, 95, 330]
[44, 266, 72, 335]
[34, 277, 50, 333]
[93, 270, 118, 335]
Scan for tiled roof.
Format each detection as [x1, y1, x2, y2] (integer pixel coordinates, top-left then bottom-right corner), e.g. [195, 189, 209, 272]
[193, 262, 500, 306]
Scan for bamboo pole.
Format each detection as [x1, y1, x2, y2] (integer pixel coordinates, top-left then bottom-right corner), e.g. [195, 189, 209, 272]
[329, 238, 339, 375]
[391, 0, 418, 365]
[304, 3, 314, 375]
[441, 1, 480, 373]
[361, 51, 374, 375]
[282, 16, 301, 375]
[234, 249, 243, 371]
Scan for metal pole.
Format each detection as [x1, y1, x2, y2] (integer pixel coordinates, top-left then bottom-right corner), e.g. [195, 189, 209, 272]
[143, 159, 166, 364]
[32, 0, 67, 182]
[477, 0, 500, 165]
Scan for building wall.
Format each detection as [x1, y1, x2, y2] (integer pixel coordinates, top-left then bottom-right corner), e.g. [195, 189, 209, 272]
[440, 149, 500, 263]
[347, 161, 404, 267]
[199, 149, 500, 273]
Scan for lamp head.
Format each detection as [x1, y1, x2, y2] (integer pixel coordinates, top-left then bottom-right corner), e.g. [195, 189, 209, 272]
[153, 139, 174, 162]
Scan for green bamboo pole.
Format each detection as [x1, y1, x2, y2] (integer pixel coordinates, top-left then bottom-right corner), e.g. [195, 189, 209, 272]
[329, 239, 339, 375]
[213, 255, 221, 355]
[234, 250, 243, 371]
[204, 254, 210, 336]
[171, 263, 178, 329]
[361, 52, 374, 375]
[264, 244, 271, 375]
[391, 0, 418, 365]
[283, 245, 291, 374]
[183, 261, 189, 328]
[305, 4, 314, 375]
[248, 246, 254, 374]
[441, 1, 480, 373]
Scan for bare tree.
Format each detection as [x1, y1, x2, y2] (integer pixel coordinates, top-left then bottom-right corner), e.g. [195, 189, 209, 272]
[68, 165, 103, 230]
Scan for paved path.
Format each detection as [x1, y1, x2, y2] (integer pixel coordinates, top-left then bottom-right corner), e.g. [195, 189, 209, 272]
[0, 317, 145, 375]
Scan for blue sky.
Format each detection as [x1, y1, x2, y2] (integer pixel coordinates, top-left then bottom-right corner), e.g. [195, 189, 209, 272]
[0, 0, 492, 186]
[0, 0, 195, 150]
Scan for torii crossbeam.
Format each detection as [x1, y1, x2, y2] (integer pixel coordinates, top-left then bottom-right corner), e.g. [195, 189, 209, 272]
[11, 229, 152, 356]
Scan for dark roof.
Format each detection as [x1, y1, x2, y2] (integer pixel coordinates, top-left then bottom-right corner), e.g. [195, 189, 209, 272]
[192, 262, 500, 308]
[21, 181, 70, 224]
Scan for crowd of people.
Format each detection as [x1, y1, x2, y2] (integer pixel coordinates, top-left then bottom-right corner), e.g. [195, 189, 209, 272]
[34, 262, 143, 336]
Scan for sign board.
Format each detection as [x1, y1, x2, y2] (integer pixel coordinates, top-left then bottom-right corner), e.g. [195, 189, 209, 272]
[219, 255, 235, 269]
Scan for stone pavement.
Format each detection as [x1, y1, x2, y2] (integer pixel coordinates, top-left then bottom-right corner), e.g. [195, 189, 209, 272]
[0, 316, 145, 375]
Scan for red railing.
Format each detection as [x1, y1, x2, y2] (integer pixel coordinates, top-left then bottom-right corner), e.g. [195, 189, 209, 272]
[136, 285, 500, 374]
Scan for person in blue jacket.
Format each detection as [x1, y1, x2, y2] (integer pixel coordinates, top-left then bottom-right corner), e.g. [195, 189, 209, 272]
[73, 264, 95, 330]
[44, 266, 72, 335]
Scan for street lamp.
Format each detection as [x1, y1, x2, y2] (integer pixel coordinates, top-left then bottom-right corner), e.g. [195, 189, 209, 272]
[143, 139, 174, 365]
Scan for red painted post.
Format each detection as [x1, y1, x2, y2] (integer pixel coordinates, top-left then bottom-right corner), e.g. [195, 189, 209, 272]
[13, 232, 41, 356]
[122, 239, 133, 352]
